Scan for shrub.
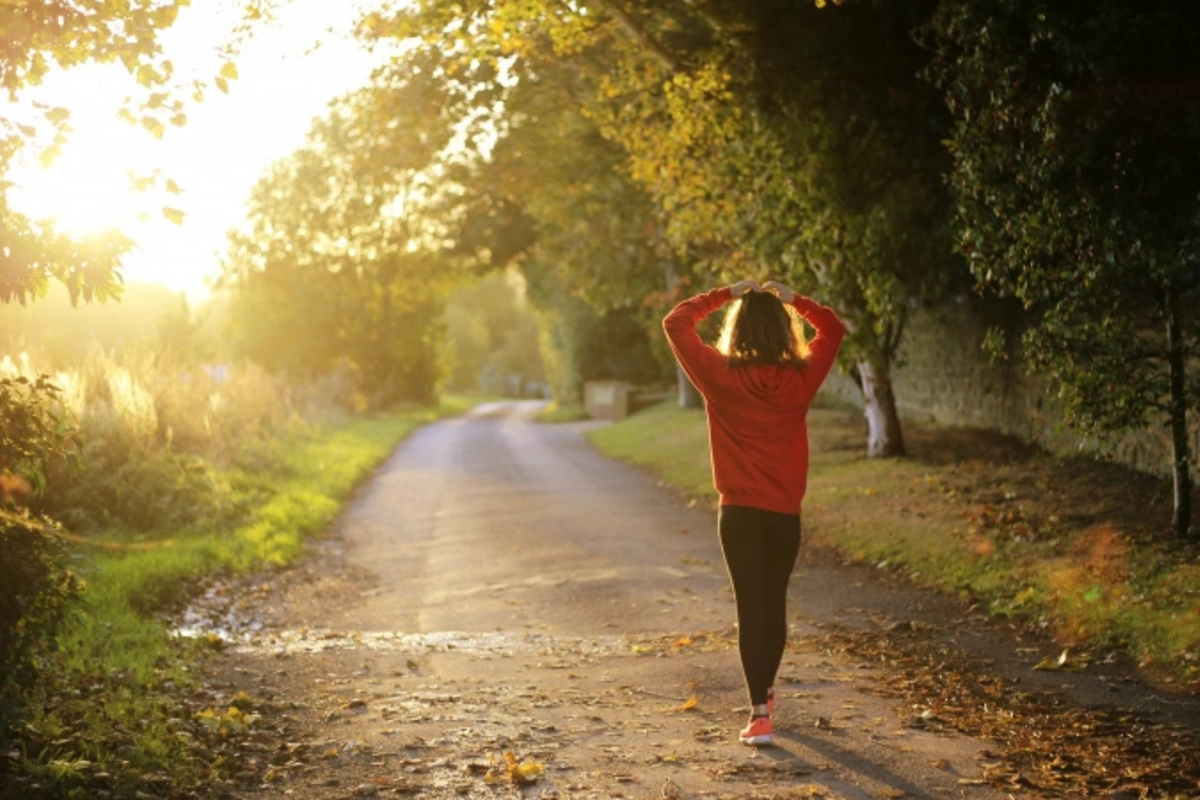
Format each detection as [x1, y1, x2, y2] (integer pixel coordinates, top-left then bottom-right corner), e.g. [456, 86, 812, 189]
[39, 347, 306, 532]
[0, 371, 80, 739]
[0, 516, 80, 740]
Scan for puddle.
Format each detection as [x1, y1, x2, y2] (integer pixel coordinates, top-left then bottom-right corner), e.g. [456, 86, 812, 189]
[230, 628, 627, 658]
[172, 584, 266, 643]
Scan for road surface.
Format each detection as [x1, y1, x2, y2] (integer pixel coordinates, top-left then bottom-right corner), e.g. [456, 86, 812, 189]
[205, 401, 1154, 799]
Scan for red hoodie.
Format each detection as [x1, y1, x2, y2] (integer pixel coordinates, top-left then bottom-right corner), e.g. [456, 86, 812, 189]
[663, 287, 846, 515]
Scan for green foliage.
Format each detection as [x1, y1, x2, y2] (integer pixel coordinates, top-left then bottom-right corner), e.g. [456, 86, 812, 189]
[525, 264, 668, 404]
[0, 370, 80, 739]
[0, 372, 72, 492]
[53, 447, 253, 535]
[929, 0, 1200, 533]
[222, 52, 476, 407]
[364, 0, 965, 450]
[0, 345, 295, 533]
[155, 296, 213, 366]
[444, 54, 685, 402]
[443, 270, 544, 394]
[532, 284, 590, 406]
[0, 517, 80, 741]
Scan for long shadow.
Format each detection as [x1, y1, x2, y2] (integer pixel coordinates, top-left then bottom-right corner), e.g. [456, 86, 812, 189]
[765, 728, 941, 798]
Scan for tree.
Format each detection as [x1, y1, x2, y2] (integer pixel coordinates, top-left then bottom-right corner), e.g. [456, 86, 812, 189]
[360, 0, 965, 454]
[929, 0, 1200, 537]
[0, 0, 262, 304]
[443, 270, 543, 394]
[588, 1, 962, 456]
[405, 46, 689, 406]
[221, 54, 470, 405]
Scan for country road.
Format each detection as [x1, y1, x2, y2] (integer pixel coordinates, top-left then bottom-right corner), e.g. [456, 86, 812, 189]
[201, 401, 1195, 799]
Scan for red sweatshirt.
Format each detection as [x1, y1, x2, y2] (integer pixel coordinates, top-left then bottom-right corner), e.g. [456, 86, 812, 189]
[663, 287, 846, 515]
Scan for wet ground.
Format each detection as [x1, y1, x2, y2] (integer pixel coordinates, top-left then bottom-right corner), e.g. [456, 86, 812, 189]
[190, 401, 1199, 799]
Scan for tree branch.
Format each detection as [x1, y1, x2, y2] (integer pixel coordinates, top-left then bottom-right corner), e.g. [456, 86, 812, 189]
[883, 310, 907, 361]
[588, 0, 681, 74]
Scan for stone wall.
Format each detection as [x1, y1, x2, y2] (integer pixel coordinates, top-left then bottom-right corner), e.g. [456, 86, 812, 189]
[820, 296, 1200, 477]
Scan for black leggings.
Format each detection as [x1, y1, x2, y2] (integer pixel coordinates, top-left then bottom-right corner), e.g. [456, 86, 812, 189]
[718, 505, 801, 706]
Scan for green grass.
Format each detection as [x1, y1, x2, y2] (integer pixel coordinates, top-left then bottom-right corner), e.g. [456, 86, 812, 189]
[14, 398, 475, 797]
[587, 402, 714, 496]
[589, 400, 1200, 685]
[534, 401, 590, 423]
[66, 401, 473, 676]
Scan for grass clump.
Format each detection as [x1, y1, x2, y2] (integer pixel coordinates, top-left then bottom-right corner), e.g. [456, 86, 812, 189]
[4, 398, 472, 798]
[589, 399, 1200, 687]
[535, 401, 590, 423]
[586, 401, 713, 496]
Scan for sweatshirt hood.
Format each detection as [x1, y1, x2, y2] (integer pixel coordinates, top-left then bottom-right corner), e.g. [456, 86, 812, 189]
[731, 363, 797, 405]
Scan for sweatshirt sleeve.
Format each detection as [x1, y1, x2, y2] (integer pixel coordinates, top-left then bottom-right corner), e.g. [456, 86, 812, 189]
[791, 295, 846, 391]
[662, 286, 733, 398]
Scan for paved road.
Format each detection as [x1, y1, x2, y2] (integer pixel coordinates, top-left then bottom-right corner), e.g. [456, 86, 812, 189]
[316, 400, 736, 638]
[218, 401, 1120, 798]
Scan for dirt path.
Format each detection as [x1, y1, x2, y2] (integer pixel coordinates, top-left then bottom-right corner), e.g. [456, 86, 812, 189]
[198, 401, 1197, 799]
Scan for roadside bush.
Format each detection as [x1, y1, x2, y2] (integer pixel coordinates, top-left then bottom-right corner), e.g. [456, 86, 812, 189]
[38, 347, 306, 532]
[0, 372, 80, 740]
[51, 446, 249, 533]
[0, 517, 80, 741]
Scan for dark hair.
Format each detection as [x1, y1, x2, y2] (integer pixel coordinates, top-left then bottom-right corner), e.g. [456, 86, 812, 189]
[717, 291, 809, 368]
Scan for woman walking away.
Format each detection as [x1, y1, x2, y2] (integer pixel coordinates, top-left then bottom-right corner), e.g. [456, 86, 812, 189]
[663, 279, 845, 746]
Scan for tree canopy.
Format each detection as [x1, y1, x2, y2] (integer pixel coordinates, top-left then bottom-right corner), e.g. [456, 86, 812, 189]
[930, 0, 1200, 537]
[220, 50, 479, 405]
[358, 0, 966, 453]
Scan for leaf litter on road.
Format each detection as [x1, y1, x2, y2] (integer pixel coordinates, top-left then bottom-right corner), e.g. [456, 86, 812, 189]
[806, 624, 1200, 798]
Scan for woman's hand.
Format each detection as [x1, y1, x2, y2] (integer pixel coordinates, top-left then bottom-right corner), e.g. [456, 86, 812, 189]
[730, 279, 761, 298]
[763, 280, 796, 303]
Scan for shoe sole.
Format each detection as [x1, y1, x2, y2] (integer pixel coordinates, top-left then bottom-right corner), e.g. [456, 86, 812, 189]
[739, 734, 774, 746]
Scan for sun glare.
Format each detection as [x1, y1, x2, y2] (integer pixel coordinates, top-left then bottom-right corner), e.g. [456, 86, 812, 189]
[7, 0, 383, 300]
[11, 70, 160, 237]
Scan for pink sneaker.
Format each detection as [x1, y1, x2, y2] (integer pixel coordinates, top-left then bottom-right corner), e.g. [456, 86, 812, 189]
[739, 715, 773, 746]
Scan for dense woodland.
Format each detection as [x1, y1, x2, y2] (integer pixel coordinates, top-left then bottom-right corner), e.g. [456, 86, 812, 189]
[2, 0, 1200, 790]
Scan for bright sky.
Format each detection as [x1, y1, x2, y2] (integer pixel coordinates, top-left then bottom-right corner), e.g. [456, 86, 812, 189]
[8, 0, 385, 301]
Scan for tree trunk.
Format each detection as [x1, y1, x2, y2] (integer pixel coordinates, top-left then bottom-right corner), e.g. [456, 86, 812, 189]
[857, 357, 906, 458]
[677, 364, 704, 409]
[590, 0, 681, 73]
[663, 253, 704, 409]
[1165, 284, 1193, 539]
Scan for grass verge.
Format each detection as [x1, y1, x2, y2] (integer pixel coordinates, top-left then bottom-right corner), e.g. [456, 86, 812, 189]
[8, 397, 475, 799]
[534, 401, 589, 423]
[588, 400, 1200, 687]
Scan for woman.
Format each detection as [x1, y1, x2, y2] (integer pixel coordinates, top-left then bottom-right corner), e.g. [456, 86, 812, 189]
[663, 279, 845, 746]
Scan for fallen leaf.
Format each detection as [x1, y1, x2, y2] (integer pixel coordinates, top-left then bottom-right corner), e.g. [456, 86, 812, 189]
[1033, 648, 1080, 671]
[485, 751, 543, 787]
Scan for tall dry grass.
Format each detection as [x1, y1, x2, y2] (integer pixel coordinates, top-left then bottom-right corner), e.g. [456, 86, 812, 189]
[0, 346, 355, 533]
